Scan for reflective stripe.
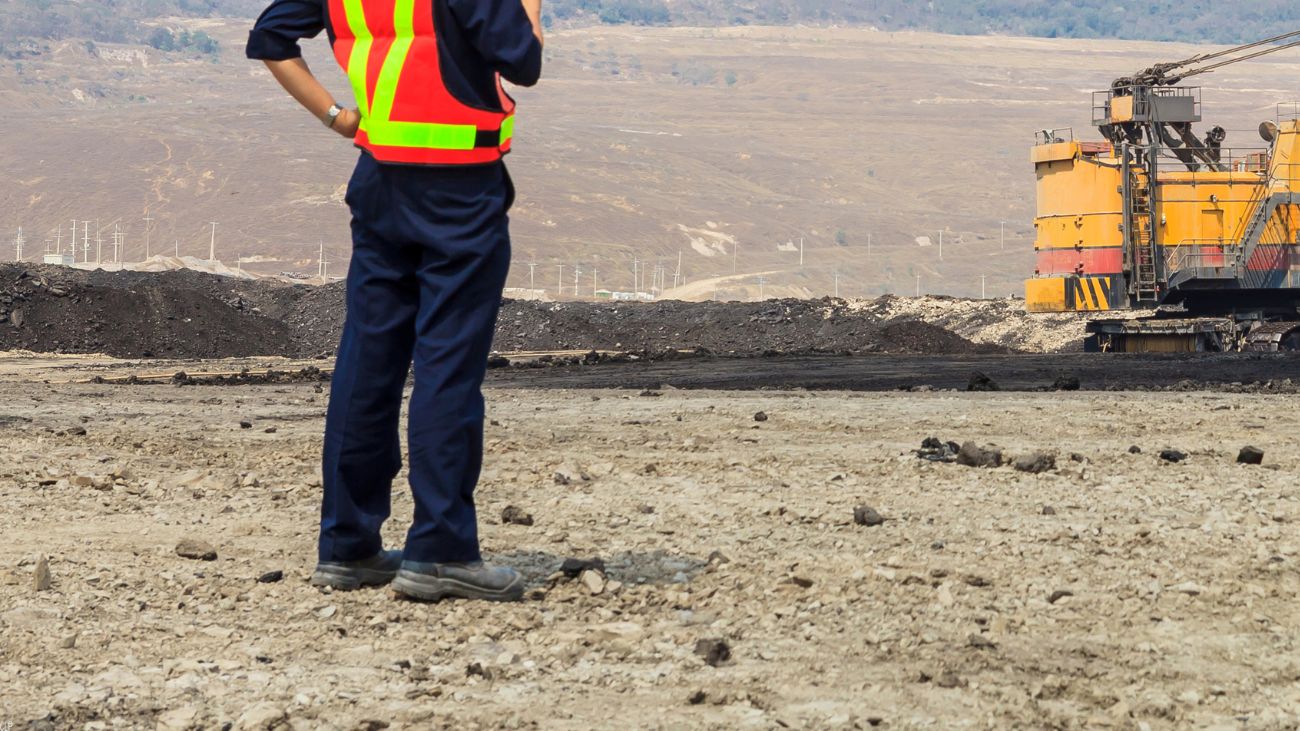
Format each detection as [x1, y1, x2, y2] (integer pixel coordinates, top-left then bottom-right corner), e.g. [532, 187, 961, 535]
[499, 115, 515, 146]
[340, 0, 486, 152]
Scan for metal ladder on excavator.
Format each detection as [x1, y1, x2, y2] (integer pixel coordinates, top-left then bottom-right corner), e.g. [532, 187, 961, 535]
[1130, 171, 1161, 302]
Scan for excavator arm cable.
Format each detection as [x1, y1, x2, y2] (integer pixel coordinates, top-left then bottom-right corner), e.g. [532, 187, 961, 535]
[1162, 29, 1300, 72]
[1177, 38, 1300, 79]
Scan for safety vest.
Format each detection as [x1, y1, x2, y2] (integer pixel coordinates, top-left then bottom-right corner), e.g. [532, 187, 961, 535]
[327, 0, 516, 166]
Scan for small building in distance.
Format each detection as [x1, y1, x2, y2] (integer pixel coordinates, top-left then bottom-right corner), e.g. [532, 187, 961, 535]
[43, 253, 75, 266]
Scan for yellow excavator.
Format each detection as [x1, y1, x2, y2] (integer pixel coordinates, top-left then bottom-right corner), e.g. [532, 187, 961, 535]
[1025, 32, 1300, 352]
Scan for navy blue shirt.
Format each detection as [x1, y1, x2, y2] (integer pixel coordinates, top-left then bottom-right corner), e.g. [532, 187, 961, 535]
[247, 0, 542, 113]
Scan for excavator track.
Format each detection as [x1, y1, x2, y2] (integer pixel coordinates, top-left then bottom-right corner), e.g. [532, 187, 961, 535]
[1244, 322, 1300, 352]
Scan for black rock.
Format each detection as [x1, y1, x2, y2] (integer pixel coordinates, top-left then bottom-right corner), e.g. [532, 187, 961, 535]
[753, 411, 768, 422]
[1013, 452, 1056, 474]
[1047, 589, 1074, 604]
[256, 570, 284, 584]
[239, 420, 253, 430]
[1159, 449, 1188, 463]
[956, 441, 1003, 468]
[501, 505, 535, 526]
[967, 371, 1000, 392]
[67, 426, 87, 436]
[1238, 446, 1265, 465]
[853, 505, 885, 527]
[560, 557, 606, 579]
[1128, 445, 1143, 454]
[694, 638, 732, 667]
[1041, 505, 1057, 516]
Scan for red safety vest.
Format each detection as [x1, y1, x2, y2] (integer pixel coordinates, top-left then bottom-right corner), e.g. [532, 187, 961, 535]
[327, 0, 516, 166]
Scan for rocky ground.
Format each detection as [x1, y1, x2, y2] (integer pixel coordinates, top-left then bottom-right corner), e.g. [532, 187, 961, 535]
[2, 361, 1299, 729]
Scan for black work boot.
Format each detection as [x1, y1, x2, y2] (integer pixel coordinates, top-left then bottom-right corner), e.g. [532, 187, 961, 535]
[310, 550, 403, 590]
[392, 561, 525, 602]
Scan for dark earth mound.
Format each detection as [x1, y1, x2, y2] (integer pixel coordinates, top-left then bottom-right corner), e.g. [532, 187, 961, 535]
[0, 265, 1002, 359]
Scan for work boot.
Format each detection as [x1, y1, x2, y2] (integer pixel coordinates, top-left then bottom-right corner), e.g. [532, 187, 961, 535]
[392, 561, 525, 603]
[310, 550, 403, 590]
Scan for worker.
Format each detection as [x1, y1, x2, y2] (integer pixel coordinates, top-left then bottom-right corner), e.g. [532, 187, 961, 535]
[246, 0, 544, 602]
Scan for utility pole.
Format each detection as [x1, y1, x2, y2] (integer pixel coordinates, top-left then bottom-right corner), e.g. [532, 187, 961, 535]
[82, 221, 91, 263]
[557, 264, 564, 296]
[13, 227, 23, 262]
[1000, 221, 1006, 251]
[143, 216, 154, 260]
[55, 224, 62, 258]
[318, 240, 326, 280]
[95, 226, 103, 266]
[981, 275, 988, 300]
[867, 233, 872, 260]
[573, 265, 581, 297]
[939, 230, 944, 261]
[592, 256, 598, 297]
[174, 240, 180, 257]
[757, 275, 767, 301]
[834, 268, 840, 299]
[208, 221, 218, 261]
[915, 274, 921, 297]
[799, 237, 805, 268]
[732, 241, 738, 274]
[673, 250, 682, 290]
[68, 220, 75, 258]
[112, 225, 122, 264]
[527, 261, 537, 290]
[632, 257, 639, 297]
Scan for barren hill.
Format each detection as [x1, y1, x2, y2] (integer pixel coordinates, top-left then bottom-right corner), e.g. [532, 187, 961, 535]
[2, 21, 1298, 299]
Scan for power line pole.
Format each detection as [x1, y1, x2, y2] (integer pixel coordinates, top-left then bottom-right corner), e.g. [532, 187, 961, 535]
[174, 239, 180, 258]
[939, 230, 944, 261]
[527, 261, 537, 290]
[82, 220, 91, 263]
[557, 264, 564, 296]
[113, 225, 122, 264]
[915, 274, 921, 297]
[143, 216, 154, 260]
[95, 225, 103, 266]
[673, 250, 682, 290]
[834, 267, 840, 299]
[54, 224, 62, 258]
[799, 237, 804, 268]
[318, 240, 325, 281]
[14, 227, 23, 262]
[592, 257, 598, 296]
[632, 257, 639, 297]
[573, 265, 581, 297]
[732, 241, 738, 274]
[208, 221, 218, 261]
[1000, 221, 1006, 251]
[981, 275, 987, 300]
[867, 233, 872, 260]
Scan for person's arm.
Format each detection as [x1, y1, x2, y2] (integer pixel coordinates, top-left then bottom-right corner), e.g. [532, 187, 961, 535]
[247, 0, 357, 138]
[522, 0, 544, 47]
[450, 0, 544, 87]
[264, 58, 360, 139]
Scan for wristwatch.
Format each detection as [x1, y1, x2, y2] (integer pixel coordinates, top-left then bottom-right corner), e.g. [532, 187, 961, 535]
[324, 104, 344, 128]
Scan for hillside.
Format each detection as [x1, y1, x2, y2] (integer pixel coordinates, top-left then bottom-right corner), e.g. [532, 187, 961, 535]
[1, 19, 1299, 300]
[2, 0, 1300, 50]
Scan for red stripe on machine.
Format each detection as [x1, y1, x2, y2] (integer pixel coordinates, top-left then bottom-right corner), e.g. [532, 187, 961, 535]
[1035, 248, 1124, 275]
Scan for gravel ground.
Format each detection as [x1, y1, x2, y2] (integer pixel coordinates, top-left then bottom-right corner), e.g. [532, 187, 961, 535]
[2, 363, 1299, 729]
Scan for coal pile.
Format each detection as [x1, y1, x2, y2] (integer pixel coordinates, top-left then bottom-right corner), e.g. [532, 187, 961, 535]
[494, 299, 1006, 357]
[0, 266, 1005, 360]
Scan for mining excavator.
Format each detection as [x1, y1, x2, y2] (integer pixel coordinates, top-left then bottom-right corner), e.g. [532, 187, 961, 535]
[1025, 31, 1300, 352]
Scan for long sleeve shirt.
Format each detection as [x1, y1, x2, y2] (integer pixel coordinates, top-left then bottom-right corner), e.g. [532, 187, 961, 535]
[246, 0, 543, 114]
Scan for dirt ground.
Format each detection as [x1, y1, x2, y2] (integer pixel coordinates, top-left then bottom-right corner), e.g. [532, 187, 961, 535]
[3, 358, 1300, 730]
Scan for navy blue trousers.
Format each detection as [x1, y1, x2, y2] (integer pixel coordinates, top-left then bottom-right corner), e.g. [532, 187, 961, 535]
[319, 153, 513, 565]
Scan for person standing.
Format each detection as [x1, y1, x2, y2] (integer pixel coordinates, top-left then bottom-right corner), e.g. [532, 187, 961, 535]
[247, 0, 543, 602]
